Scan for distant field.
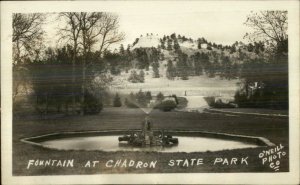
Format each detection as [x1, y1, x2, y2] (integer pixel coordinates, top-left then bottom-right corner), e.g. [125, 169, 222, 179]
[110, 71, 239, 97]
[13, 107, 289, 175]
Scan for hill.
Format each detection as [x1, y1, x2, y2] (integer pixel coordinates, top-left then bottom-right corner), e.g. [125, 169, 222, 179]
[105, 33, 267, 107]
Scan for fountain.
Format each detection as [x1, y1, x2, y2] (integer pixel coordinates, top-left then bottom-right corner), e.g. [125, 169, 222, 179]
[20, 101, 275, 152]
[118, 114, 178, 147]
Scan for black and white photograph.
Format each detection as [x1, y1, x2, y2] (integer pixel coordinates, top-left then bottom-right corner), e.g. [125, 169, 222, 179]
[1, 1, 299, 184]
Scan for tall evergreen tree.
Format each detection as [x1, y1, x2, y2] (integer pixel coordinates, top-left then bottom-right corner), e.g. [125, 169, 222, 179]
[139, 70, 145, 82]
[166, 60, 176, 79]
[173, 39, 180, 52]
[113, 93, 122, 107]
[167, 39, 173, 51]
[176, 52, 189, 80]
[152, 61, 160, 78]
[119, 44, 125, 55]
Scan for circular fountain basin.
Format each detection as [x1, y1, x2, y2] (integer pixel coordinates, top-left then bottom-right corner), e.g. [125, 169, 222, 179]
[40, 136, 259, 152]
[23, 131, 271, 152]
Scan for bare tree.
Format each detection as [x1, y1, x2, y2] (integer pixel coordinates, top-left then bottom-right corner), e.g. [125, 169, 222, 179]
[98, 13, 125, 56]
[58, 12, 82, 113]
[13, 13, 45, 64]
[77, 12, 124, 115]
[244, 11, 288, 53]
[58, 12, 124, 115]
[12, 13, 45, 102]
[77, 12, 103, 115]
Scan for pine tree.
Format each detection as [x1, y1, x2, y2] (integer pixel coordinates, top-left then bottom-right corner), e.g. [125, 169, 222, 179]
[145, 91, 152, 103]
[167, 39, 173, 51]
[136, 90, 147, 107]
[173, 39, 180, 52]
[139, 70, 145, 82]
[113, 93, 122, 107]
[161, 41, 166, 49]
[170, 33, 176, 40]
[198, 41, 202, 49]
[119, 44, 125, 55]
[128, 70, 140, 83]
[221, 56, 232, 79]
[230, 45, 236, 54]
[163, 35, 167, 41]
[166, 60, 176, 79]
[156, 92, 164, 102]
[193, 52, 203, 76]
[152, 61, 160, 78]
[177, 52, 189, 80]
[247, 43, 254, 52]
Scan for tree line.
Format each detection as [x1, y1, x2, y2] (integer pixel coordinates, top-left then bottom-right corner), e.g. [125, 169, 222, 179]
[13, 12, 124, 115]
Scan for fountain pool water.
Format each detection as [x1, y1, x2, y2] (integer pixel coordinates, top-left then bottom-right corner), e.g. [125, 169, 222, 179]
[36, 135, 260, 153]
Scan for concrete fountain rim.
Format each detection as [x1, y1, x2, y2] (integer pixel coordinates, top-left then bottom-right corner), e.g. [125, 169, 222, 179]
[20, 129, 275, 152]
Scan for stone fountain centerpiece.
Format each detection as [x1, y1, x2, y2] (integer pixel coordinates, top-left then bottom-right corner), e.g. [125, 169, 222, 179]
[118, 115, 178, 147]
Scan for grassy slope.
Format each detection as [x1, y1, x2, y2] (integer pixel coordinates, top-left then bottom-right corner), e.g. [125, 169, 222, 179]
[13, 107, 289, 175]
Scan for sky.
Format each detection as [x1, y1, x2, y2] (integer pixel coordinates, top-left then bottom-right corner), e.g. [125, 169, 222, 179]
[44, 11, 252, 50]
[118, 11, 251, 46]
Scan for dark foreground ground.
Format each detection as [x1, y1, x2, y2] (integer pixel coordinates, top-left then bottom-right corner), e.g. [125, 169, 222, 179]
[13, 107, 289, 175]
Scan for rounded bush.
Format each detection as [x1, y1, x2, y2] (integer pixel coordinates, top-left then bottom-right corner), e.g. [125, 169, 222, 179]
[156, 100, 177, 111]
[83, 92, 103, 114]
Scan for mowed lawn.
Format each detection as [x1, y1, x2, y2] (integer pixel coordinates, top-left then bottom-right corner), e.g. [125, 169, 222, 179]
[13, 107, 289, 175]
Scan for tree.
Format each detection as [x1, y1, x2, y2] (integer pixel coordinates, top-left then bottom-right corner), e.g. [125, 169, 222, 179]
[230, 45, 236, 54]
[197, 39, 202, 49]
[119, 44, 125, 55]
[113, 93, 122, 107]
[244, 11, 288, 53]
[161, 41, 166, 49]
[29, 46, 84, 115]
[58, 13, 82, 113]
[167, 39, 172, 51]
[97, 13, 125, 57]
[237, 11, 289, 109]
[136, 90, 147, 107]
[177, 52, 189, 80]
[12, 13, 45, 102]
[173, 39, 180, 52]
[13, 13, 45, 65]
[221, 56, 232, 79]
[192, 52, 203, 76]
[247, 43, 254, 52]
[166, 60, 176, 79]
[170, 33, 176, 40]
[59, 12, 124, 115]
[145, 91, 152, 103]
[128, 70, 144, 83]
[152, 61, 160, 78]
[139, 70, 145, 82]
[78, 13, 104, 115]
[156, 92, 164, 102]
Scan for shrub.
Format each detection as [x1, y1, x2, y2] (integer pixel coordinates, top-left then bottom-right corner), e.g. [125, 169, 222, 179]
[171, 94, 179, 104]
[83, 92, 103, 114]
[203, 96, 216, 107]
[177, 97, 188, 109]
[204, 96, 237, 108]
[155, 100, 177, 111]
[128, 70, 144, 83]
